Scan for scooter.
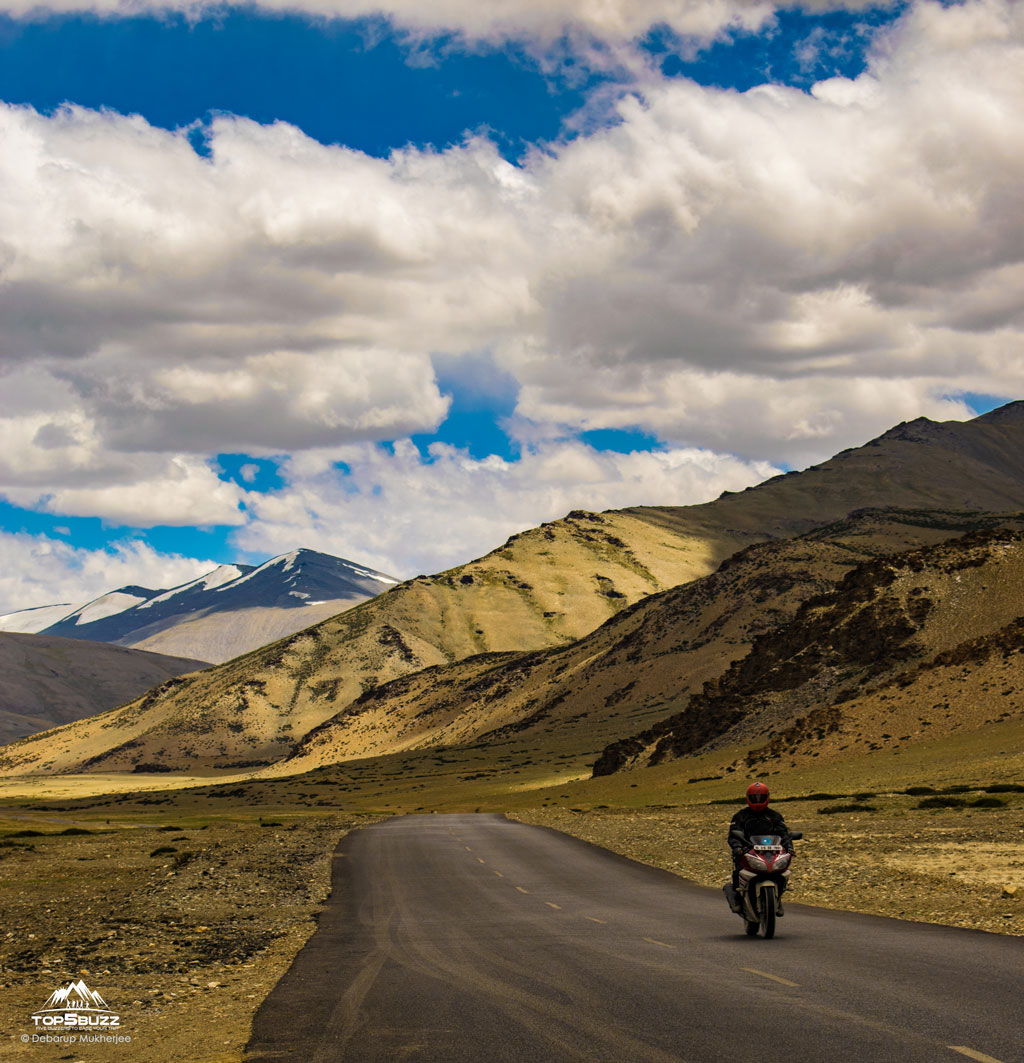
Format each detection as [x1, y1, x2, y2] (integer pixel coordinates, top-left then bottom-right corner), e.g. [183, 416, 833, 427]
[723, 830, 803, 939]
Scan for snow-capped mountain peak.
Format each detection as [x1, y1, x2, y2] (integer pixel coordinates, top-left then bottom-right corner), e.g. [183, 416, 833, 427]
[3, 547, 399, 663]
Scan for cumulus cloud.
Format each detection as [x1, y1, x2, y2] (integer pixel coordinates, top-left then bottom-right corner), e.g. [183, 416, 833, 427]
[0, 533, 217, 614]
[0, 0, 1021, 538]
[33, 457, 249, 528]
[234, 439, 779, 577]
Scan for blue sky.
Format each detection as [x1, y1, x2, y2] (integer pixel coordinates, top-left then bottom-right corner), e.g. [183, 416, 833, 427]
[0, 0, 1020, 610]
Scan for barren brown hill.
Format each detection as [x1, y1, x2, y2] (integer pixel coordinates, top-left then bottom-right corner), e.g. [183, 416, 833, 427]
[0, 633, 208, 745]
[591, 522, 1024, 777]
[4, 402, 1024, 776]
[637, 401, 1024, 542]
[281, 509, 1018, 773]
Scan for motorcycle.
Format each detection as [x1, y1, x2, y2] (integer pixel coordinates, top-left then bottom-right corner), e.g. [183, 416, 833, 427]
[723, 830, 803, 939]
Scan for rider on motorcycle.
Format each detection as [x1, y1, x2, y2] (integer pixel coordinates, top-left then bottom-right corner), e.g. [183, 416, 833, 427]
[724, 782, 794, 912]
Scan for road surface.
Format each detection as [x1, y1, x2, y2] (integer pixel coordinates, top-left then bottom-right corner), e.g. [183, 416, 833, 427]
[245, 814, 1023, 1063]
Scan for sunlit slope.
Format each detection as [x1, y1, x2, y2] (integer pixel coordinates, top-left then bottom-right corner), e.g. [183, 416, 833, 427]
[281, 509, 1010, 772]
[0, 510, 740, 773]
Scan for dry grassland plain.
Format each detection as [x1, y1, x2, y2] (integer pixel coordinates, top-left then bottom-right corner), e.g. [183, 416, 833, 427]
[0, 804, 380, 1063]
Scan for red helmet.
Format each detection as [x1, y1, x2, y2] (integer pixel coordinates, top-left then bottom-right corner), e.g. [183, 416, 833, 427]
[746, 782, 770, 811]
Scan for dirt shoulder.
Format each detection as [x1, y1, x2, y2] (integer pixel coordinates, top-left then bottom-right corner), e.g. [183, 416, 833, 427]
[0, 812, 380, 1063]
[511, 799, 1024, 936]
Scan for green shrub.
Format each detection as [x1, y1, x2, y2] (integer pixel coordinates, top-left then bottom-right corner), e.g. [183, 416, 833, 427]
[904, 786, 937, 795]
[149, 846, 177, 857]
[983, 783, 1024, 794]
[969, 796, 1007, 808]
[818, 804, 878, 815]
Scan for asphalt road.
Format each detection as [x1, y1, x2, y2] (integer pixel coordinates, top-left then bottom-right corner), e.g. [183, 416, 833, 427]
[245, 814, 1024, 1063]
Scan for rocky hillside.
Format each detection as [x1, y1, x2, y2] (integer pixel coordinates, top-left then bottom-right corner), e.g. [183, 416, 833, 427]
[4, 403, 1024, 776]
[592, 523, 1024, 776]
[0, 633, 208, 745]
[282, 509, 1015, 773]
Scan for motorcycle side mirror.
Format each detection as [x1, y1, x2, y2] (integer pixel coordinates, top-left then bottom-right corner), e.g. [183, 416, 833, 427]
[789, 831, 803, 840]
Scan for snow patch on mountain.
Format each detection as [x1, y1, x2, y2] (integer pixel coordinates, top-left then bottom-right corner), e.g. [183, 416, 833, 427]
[73, 591, 152, 626]
[0, 603, 75, 634]
[348, 564, 399, 585]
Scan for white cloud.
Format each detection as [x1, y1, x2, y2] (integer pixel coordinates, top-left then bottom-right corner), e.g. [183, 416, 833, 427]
[0, 533, 217, 614]
[0, 0, 1021, 536]
[234, 439, 779, 577]
[33, 457, 250, 528]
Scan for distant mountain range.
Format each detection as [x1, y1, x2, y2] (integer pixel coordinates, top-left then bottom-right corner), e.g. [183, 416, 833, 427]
[0, 549, 398, 665]
[4, 401, 1024, 779]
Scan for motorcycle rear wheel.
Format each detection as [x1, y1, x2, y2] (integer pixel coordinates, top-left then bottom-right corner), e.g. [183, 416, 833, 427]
[759, 885, 777, 939]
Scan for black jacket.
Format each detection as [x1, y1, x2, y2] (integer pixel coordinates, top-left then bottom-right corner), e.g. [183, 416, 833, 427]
[728, 806, 793, 854]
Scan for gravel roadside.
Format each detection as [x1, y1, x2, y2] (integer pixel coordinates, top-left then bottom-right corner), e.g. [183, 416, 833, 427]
[0, 814, 379, 1063]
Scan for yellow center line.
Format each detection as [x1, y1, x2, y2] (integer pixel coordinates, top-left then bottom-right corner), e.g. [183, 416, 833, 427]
[515, 886, 530, 894]
[949, 1047, 1007, 1063]
[465, 846, 473, 852]
[477, 858, 486, 864]
[643, 938, 675, 949]
[494, 871, 504, 878]
[585, 917, 607, 925]
[742, 967, 800, 988]
[545, 902, 561, 910]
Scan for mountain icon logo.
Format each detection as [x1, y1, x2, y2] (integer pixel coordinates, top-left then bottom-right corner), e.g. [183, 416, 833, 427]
[37, 979, 110, 1012]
